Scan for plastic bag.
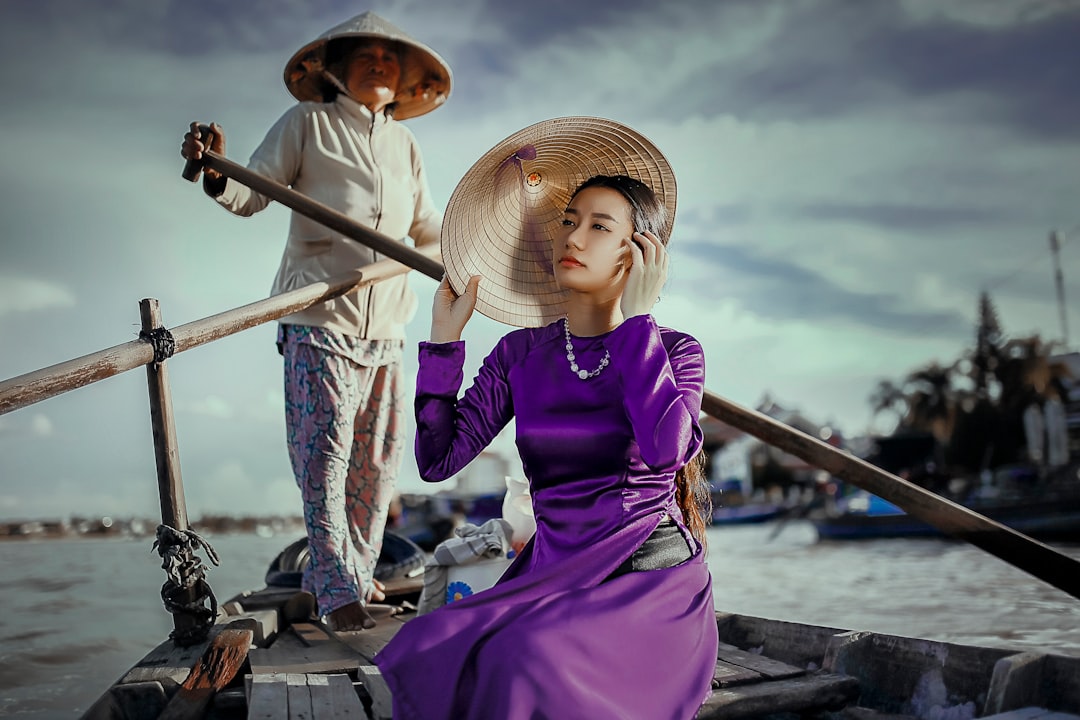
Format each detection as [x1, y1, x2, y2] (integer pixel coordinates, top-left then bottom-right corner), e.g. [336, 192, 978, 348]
[501, 475, 535, 554]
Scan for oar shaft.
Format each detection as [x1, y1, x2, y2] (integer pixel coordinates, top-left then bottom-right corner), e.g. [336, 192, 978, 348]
[183, 149, 1080, 601]
[199, 151, 444, 281]
[701, 390, 1080, 601]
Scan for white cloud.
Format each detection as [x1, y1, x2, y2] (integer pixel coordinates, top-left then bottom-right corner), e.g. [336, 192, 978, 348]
[185, 395, 234, 420]
[30, 414, 54, 437]
[0, 275, 76, 317]
[0, 413, 56, 438]
[242, 389, 286, 423]
[902, 0, 1071, 26]
[187, 460, 298, 517]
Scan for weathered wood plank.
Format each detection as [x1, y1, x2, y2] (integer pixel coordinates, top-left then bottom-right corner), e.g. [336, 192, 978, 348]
[378, 575, 424, 599]
[282, 591, 318, 623]
[217, 607, 279, 646]
[118, 634, 212, 686]
[825, 629, 1011, 715]
[986, 653, 1049, 714]
[986, 650, 1080, 716]
[696, 670, 860, 720]
[248, 624, 360, 675]
[716, 641, 805, 680]
[359, 664, 394, 720]
[712, 659, 761, 688]
[306, 674, 366, 719]
[247, 673, 289, 720]
[286, 673, 314, 720]
[157, 627, 253, 720]
[293, 622, 332, 646]
[715, 611, 844, 669]
[119, 619, 256, 686]
[332, 609, 406, 663]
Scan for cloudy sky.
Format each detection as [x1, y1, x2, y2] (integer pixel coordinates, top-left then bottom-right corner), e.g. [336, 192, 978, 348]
[0, 0, 1077, 521]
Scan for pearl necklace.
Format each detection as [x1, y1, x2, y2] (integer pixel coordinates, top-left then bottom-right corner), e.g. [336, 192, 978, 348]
[563, 318, 610, 380]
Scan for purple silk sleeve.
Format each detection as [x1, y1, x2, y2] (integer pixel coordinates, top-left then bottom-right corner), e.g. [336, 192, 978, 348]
[603, 314, 705, 472]
[414, 338, 514, 482]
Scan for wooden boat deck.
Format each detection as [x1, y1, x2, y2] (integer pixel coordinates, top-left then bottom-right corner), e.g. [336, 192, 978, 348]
[82, 585, 1080, 720]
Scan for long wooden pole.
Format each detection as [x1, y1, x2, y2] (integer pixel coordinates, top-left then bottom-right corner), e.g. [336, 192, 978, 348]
[134, 159, 1080, 602]
[181, 163, 1079, 591]
[196, 149, 444, 281]
[0, 260, 407, 415]
[700, 391, 1080, 600]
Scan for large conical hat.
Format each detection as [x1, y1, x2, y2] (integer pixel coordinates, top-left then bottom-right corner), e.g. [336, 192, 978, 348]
[284, 11, 452, 120]
[442, 117, 677, 328]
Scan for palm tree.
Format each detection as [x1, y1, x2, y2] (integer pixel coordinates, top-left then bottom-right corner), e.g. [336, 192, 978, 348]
[972, 291, 1004, 398]
[901, 362, 958, 443]
[869, 379, 907, 433]
[869, 290, 1071, 475]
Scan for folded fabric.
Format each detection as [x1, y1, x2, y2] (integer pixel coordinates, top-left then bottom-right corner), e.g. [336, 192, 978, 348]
[418, 518, 514, 615]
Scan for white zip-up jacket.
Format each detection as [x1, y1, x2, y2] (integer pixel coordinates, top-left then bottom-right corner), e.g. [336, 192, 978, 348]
[213, 94, 441, 339]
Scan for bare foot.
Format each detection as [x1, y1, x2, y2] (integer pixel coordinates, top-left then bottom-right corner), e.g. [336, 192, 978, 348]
[371, 578, 386, 603]
[328, 601, 376, 631]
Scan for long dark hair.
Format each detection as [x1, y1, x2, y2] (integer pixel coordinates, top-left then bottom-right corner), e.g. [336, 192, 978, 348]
[568, 175, 712, 548]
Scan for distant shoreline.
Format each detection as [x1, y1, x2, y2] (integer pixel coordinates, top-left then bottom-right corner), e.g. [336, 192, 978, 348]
[0, 514, 305, 541]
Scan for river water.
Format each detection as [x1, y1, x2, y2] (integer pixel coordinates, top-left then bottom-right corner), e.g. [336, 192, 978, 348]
[2, 523, 1078, 718]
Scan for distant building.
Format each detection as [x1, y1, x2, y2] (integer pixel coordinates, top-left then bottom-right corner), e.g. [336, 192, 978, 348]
[702, 395, 839, 498]
[1049, 351, 1080, 460]
[453, 450, 513, 496]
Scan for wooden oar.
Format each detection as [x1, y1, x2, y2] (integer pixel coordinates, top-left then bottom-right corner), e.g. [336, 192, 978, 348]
[183, 139, 1080, 602]
[701, 391, 1080, 601]
[183, 136, 444, 281]
[157, 627, 253, 720]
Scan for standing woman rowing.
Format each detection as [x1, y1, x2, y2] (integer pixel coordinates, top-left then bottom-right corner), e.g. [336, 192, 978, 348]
[180, 11, 451, 632]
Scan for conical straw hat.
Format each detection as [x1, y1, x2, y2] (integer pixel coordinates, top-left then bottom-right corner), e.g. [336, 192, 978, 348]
[284, 11, 452, 120]
[442, 117, 677, 327]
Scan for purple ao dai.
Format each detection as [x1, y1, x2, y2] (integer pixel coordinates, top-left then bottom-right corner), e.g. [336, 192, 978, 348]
[374, 315, 717, 719]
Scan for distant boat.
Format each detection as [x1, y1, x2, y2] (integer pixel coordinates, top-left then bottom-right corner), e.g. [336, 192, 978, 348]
[712, 502, 787, 525]
[813, 485, 1080, 541]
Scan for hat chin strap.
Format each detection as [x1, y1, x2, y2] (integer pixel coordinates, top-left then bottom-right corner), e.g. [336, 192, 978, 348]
[321, 68, 356, 101]
[321, 68, 396, 117]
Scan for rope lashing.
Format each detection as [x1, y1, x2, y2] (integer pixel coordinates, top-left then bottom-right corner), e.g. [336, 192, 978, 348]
[152, 524, 220, 647]
[138, 326, 176, 366]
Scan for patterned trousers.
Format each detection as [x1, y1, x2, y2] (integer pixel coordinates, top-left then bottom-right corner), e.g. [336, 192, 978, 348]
[281, 326, 406, 616]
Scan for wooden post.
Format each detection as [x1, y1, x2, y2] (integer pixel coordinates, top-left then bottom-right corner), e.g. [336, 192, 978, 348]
[140, 298, 197, 639]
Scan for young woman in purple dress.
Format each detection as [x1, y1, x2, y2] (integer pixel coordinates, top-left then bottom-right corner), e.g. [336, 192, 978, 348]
[375, 120, 717, 719]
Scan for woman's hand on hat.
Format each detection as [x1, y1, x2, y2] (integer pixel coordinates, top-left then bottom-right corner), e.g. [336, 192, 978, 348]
[431, 275, 481, 343]
[620, 231, 668, 319]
